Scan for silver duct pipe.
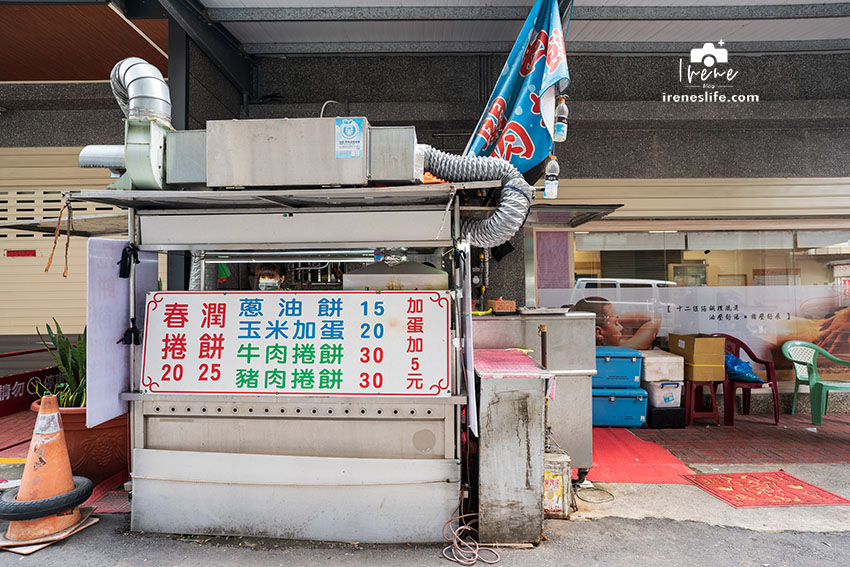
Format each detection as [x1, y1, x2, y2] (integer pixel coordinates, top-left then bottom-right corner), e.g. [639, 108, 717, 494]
[110, 57, 172, 126]
[421, 145, 533, 249]
[78, 145, 125, 170]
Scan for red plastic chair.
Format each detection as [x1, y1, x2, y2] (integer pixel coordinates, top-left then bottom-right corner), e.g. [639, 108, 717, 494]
[684, 380, 720, 426]
[712, 333, 780, 425]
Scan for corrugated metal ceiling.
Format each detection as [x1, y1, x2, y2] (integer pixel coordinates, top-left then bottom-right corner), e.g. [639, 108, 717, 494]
[194, 0, 850, 55]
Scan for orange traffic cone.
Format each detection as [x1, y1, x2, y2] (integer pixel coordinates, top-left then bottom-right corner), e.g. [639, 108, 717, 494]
[3, 396, 92, 541]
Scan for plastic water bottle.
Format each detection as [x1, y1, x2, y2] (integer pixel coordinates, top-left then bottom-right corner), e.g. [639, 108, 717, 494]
[544, 156, 559, 199]
[553, 97, 569, 143]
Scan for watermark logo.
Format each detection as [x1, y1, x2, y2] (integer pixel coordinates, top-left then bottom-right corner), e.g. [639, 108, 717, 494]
[681, 40, 738, 88]
[662, 40, 758, 103]
[690, 42, 728, 68]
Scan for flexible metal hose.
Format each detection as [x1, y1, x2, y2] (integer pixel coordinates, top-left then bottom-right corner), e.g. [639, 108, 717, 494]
[421, 146, 533, 248]
[110, 57, 172, 126]
[189, 252, 202, 291]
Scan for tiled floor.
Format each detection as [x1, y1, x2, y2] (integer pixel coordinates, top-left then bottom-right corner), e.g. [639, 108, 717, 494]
[0, 410, 36, 458]
[634, 413, 850, 464]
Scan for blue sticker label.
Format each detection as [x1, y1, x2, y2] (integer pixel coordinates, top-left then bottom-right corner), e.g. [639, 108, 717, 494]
[335, 118, 364, 158]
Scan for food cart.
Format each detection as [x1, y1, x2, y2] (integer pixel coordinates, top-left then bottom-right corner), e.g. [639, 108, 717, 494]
[52, 57, 604, 544]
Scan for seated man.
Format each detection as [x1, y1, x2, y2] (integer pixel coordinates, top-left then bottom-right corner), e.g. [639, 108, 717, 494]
[568, 296, 661, 349]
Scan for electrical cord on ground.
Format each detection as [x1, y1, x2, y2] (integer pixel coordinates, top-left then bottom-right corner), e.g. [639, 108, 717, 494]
[441, 294, 500, 566]
[441, 511, 500, 565]
[569, 482, 579, 513]
[573, 484, 615, 504]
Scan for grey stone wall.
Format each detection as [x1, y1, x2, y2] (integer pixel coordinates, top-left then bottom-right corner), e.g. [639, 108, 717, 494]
[4, 51, 846, 173]
[485, 231, 527, 305]
[0, 39, 243, 147]
[251, 52, 850, 177]
[187, 41, 242, 128]
[0, 82, 124, 147]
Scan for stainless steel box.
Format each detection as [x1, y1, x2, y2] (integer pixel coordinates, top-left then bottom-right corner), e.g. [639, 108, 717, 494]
[138, 210, 452, 249]
[165, 130, 206, 185]
[206, 118, 369, 187]
[368, 126, 422, 184]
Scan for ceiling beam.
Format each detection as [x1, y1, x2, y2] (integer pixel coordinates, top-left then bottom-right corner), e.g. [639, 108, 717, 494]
[208, 6, 528, 22]
[243, 41, 517, 55]
[157, 0, 253, 95]
[577, 2, 850, 21]
[0, 1, 106, 4]
[115, 0, 168, 20]
[208, 3, 850, 23]
[243, 38, 850, 56]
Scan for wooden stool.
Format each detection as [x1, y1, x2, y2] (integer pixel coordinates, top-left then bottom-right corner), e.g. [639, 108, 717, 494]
[684, 380, 720, 426]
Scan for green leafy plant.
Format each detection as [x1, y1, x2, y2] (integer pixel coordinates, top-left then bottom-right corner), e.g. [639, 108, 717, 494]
[35, 320, 87, 407]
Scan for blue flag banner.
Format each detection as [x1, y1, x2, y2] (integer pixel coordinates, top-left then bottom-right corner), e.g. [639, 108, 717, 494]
[465, 0, 570, 173]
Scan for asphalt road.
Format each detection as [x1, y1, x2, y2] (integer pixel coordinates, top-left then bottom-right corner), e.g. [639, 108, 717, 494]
[1, 514, 847, 567]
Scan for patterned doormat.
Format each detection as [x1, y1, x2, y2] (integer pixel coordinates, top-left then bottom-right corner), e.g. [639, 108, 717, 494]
[684, 470, 850, 508]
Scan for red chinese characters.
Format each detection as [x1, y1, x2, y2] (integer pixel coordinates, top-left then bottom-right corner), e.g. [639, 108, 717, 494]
[406, 297, 425, 390]
[520, 29, 548, 77]
[199, 333, 225, 359]
[163, 303, 189, 328]
[474, 97, 508, 148]
[202, 302, 227, 328]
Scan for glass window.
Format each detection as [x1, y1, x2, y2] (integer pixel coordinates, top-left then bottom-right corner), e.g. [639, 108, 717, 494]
[554, 229, 850, 376]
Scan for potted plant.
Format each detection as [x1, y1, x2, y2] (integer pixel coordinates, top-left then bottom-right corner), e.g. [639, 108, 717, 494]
[32, 320, 128, 484]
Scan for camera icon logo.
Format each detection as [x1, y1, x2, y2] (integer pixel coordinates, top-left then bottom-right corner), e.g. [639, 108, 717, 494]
[690, 43, 728, 67]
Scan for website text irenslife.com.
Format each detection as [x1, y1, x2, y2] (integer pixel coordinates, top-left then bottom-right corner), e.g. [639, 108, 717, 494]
[661, 92, 759, 103]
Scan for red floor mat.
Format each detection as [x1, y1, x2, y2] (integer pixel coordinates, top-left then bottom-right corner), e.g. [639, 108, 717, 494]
[684, 470, 850, 508]
[585, 428, 693, 484]
[82, 470, 131, 514]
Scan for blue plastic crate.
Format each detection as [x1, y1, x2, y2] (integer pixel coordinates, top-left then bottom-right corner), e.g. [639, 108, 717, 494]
[595, 346, 642, 388]
[592, 387, 648, 428]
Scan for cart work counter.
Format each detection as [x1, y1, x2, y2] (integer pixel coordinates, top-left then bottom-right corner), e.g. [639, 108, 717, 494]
[472, 312, 596, 471]
[123, 393, 461, 542]
[126, 288, 462, 543]
[75, 182, 480, 543]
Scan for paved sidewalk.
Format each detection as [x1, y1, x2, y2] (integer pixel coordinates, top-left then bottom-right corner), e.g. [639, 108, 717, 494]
[1, 514, 848, 567]
[634, 414, 850, 464]
[3, 411, 850, 564]
[571, 463, 850, 532]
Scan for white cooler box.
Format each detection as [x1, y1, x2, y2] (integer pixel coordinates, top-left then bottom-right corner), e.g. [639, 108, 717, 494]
[641, 381, 682, 408]
[640, 349, 684, 382]
[640, 350, 684, 408]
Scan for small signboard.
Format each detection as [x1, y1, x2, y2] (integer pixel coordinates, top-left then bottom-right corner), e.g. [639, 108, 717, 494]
[0, 368, 60, 417]
[141, 291, 452, 396]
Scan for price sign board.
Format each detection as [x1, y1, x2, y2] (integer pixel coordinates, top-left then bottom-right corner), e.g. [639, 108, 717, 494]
[140, 291, 452, 396]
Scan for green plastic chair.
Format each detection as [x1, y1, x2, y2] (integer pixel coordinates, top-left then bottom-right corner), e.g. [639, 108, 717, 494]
[781, 340, 850, 426]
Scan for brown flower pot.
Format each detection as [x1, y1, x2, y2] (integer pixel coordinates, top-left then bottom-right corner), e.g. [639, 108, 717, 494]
[30, 401, 129, 485]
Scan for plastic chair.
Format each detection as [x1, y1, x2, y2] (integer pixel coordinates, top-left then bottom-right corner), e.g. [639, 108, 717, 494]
[713, 333, 780, 426]
[782, 340, 850, 426]
[683, 380, 720, 426]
